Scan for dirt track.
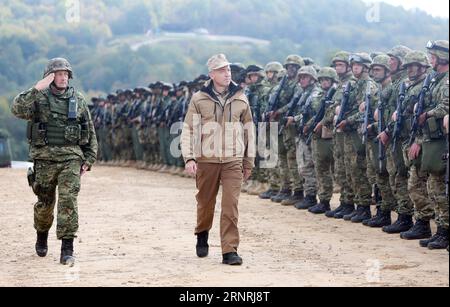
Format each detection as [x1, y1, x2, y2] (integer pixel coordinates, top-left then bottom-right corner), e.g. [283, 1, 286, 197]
[0, 166, 448, 287]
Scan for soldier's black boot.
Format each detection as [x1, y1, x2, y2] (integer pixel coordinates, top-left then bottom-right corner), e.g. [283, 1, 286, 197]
[400, 219, 432, 240]
[196, 231, 209, 258]
[365, 209, 392, 228]
[382, 214, 414, 234]
[427, 227, 449, 250]
[295, 194, 317, 210]
[334, 204, 355, 219]
[325, 202, 346, 218]
[60, 238, 75, 266]
[308, 200, 331, 214]
[259, 189, 279, 200]
[351, 205, 372, 223]
[281, 190, 304, 206]
[35, 231, 48, 257]
[271, 189, 292, 203]
[222, 252, 243, 266]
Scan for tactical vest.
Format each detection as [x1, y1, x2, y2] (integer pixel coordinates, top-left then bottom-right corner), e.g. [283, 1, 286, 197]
[27, 89, 90, 147]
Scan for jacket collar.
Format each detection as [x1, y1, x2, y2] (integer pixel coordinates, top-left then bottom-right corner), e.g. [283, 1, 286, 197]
[200, 80, 243, 103]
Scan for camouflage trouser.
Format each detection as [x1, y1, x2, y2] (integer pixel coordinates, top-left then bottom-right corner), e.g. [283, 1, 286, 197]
[121, 126, 134, 161]
[282, 126, 303, 192]
[334, 132, 354, 204]
[312, 138, 333, 202]
[407, 164, 434, 221]
[428, 173, 449, 229]
[276, 130, 290, 190]
[112, 129, 122, 160]
[386, 143, 413, 216]
[131, 125, 143, 162]
[344, 131, 372, 206]
[296, 138, 317, 196]
[158, 126, 171, 166]
[33, 159, 81, 240]
[266, 124, 282, 190]
[367, 139, 397, 211]
[100, 127, 112, 162]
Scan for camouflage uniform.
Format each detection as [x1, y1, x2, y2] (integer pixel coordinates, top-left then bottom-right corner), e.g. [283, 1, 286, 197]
[11, 59, 97, 240]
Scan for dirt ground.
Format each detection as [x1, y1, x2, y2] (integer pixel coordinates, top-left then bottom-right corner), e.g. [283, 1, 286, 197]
[0, 166, 448, 287]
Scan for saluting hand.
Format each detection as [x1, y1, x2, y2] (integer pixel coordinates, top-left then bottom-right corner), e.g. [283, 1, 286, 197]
[35, 73, 55, 91]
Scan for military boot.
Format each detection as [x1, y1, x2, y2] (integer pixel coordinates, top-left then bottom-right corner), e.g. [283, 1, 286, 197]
[334, 204, 355, 219]
[281, 190, 304, 206]
[259, 189, 279, 200]
[196, 231, 209, 258]
[295, 194, 317, 210]
[364, 208, 391, 228]
[400, 219, 432, 240]
[350, 205, 372, 223]
[382, 214, 414, 234]
[343, 206, 358, 221]
[35, 231, 48, 257]
[60, 238, 75, 266]
[271, 189, 292, 203]
[308, 200, 331, 214]
[325, 202, 346, 218]
[222, 252, 243, 266]
[427, 227, 449, 250]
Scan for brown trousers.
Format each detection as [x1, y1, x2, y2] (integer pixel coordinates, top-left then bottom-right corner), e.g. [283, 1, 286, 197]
[195, 161, 243, 254]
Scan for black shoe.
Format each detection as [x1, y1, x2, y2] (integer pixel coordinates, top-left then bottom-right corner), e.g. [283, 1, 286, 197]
[325, 203, 346, 218]
[382, 214, 414, 234]
[60, 238, 75, 266]
[308, 200, 331, 214]
[334, 204, 355, 219]
[351, 206, 372, 223]
[35, 231, 48, 257]
[343, 208, 358, 221]
[295, 195, 317, 210]
[363, 206, 379, 226]
[400, 219, 432, 240]
[365, 209, 391, 228]
[259, 189, 279, 200]
[222, 252, 243, 265]
[420, 233, 440, 248]
[427, 227, 449, 250]
[271, 189, 292, 203]
[196, 231, 209, 258]
[281, 190, 304, 206]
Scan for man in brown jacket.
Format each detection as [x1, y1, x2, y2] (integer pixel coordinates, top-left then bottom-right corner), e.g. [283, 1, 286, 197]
[181, 54, 255, 265]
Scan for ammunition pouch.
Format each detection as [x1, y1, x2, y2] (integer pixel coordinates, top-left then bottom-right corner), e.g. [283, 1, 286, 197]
[421, 139, 447, 175]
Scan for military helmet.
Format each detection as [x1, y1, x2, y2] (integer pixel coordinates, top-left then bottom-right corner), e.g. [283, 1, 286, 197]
[116, 89, 124, 95]
[426, 40, 449, 62]
[402, 50, 431, 68]
[264, 61, 284, 73]
[318, 67, 339, 83]
[284, 55, 304, 68]
[370, 54, 391, 72]
[303, 57, 315, 66]
[370, 52, 384, 61]
[162, 82, 173, 90]
[349, 53, 372, 68]
[386, 45, 412, 64]
[297, 65, 318, 81]
[230, 63, 246, 73]
[246, 64, 264, 75]
[332, 51, 350, 65]
[43, 58, 73, 79]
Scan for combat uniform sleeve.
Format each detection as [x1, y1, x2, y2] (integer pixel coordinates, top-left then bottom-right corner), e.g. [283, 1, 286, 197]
[428, 77, 449, 119]
[79, 94, 98, 168]
[11, 87, 43, 121]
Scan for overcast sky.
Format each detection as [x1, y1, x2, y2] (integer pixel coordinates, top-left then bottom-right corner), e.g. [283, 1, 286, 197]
[363, 0, 449, 18]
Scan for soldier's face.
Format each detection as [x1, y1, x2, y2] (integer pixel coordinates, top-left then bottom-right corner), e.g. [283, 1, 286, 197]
[351, 63, 364, 77]
[389, 56, 400, 72]
[298, 75, 312, 89]
[429, 54, 439, 70]
[407, 64, 425, 81]
[320, 78, 332, 90]
[209, 66, 232, 88]
[248, 74, 260, 84]
[371, 66, 388, 82]
[266, 71, 275, 80]
[334, 62, 348, 75]
[286, 65, 299, 79]
[54, 70, 69, 89]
